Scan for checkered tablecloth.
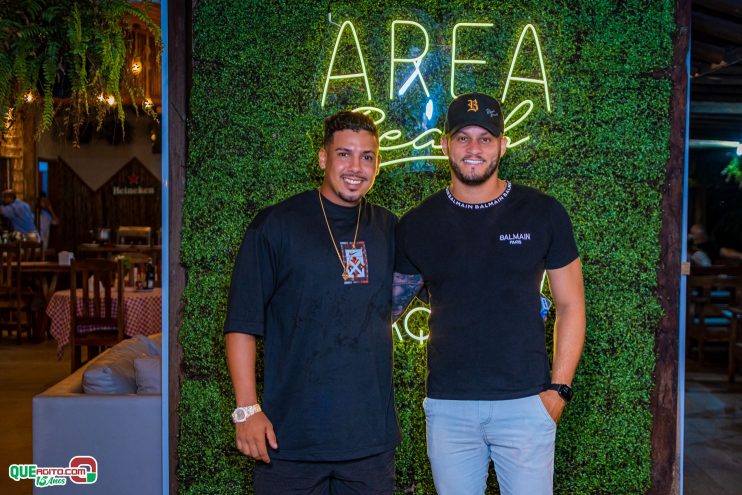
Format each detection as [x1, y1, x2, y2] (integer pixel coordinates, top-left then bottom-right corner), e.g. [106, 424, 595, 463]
[47, 288, 162, 358]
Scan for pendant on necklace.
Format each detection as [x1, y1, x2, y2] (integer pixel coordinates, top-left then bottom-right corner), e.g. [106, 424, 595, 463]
[342, 271, 350, 281]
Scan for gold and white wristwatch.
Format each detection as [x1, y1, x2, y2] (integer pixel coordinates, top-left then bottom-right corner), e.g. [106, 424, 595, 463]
[231, 404, 262, 423]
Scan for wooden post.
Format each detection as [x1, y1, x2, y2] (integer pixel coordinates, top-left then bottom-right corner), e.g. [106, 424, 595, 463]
[167, 0, 191, 492]
[650, 0, 690, 493]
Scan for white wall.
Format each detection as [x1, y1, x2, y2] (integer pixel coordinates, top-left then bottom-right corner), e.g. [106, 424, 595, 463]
[36, 109, 161, 191]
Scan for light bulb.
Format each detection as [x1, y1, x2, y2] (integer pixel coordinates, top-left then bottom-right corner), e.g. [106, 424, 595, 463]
[131, 57, 142, 75]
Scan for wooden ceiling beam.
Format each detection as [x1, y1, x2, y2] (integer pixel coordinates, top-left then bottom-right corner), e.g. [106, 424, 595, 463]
[693, 12, 742, 45]
[693, 0, 742, 20]
[692, 84, 742, 95]
[692, 75, 742, 85]
[691, 46, 742, 78]
[692, 40, 726, 63]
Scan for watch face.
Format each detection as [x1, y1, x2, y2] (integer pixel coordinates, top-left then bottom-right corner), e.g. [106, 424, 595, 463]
[232, 409, 247, 422]
[559, 385, 573, 402]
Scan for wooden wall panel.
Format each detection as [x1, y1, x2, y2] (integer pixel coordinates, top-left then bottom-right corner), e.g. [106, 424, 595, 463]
[47, 158, 98, 252]
[46, 157, 161, 252]
[98, 158, 161, 238]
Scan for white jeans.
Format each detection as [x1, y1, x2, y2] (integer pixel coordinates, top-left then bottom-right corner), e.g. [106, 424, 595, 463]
[424, 396, 557, 495]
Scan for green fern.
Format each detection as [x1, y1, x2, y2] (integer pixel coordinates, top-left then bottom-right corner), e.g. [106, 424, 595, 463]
[0, 0, 162, 145]
[722, 156, 742, 188]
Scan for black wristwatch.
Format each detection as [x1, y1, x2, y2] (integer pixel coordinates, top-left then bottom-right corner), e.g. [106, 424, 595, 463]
[547, 383, 573, 403]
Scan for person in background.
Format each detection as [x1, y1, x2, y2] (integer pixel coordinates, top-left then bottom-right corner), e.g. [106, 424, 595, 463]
[0, 189, 38, 237]
[688, 237, 712, 267]
[37, 193, 58, 250]
[689, 223, 742, 265]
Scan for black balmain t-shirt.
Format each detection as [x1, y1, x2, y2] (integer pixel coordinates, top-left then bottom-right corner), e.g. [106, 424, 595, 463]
[395, 183, 579, 400]
[224, 190, 400, 461]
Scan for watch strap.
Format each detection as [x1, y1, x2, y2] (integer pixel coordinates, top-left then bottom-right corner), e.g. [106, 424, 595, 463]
[547, 383, 573, 402]
[231, 404, 262, 423]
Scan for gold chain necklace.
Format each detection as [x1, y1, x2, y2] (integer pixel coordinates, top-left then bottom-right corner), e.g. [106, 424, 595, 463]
[318, 189, 362, 281]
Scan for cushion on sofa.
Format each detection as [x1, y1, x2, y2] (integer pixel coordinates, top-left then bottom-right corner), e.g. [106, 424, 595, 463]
[145, 333, 162, 355]
[134, 357, 162, 394]
[82, 336, 157, 394]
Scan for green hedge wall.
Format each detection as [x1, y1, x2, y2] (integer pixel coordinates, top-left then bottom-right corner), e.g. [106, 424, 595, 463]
[180, 1, 675, 493]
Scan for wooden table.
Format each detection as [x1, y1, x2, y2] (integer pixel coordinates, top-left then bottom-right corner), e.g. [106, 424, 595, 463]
[77, 244, 161, 258]
[20, 261, 71, 299]
[46, 287, 162, 358]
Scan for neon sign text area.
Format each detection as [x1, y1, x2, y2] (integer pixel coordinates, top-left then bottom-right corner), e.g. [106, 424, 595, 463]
[322, 20, 551, 107]
[354, 101, 539, 167]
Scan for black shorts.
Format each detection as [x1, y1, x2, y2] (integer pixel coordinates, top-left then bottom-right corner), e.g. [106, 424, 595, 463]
[253, 449, 395, 495]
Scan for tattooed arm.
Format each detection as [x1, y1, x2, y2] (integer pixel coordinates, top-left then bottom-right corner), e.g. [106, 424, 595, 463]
[392, 272, 424, 321]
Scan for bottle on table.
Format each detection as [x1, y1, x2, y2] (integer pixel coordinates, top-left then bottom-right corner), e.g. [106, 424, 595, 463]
[146, 258, 156, 289]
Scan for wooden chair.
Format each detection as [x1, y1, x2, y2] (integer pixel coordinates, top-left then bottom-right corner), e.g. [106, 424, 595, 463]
[69, 259, 125, 372]
[728, 307, 742, 383]
[686, 275, 740, 364]
[0, 244, 34, 343]
[18, 240, 43, 261]
[117, 226, 152, 246]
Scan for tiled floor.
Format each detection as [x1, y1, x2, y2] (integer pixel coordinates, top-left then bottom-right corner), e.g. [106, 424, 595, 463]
[684, 357, 742, 495]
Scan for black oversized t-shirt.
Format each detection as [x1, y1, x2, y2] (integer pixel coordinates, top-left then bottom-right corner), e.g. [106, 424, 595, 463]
[224, 190, 400, 461]
[395, 183, 579, 400]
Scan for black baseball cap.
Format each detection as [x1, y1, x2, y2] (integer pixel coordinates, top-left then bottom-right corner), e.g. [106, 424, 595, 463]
[444, 92, 504, 137]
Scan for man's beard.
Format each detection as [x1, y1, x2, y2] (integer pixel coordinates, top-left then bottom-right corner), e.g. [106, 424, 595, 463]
[449, 156, 499, 186]
[336, 189, 363, 204]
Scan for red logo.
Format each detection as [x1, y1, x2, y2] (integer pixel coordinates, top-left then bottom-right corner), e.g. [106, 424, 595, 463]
[68, 456, 97, 484]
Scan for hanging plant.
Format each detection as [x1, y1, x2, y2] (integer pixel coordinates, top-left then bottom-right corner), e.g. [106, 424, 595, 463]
[0, 0, 161, 146]
[722, 156, 742, 188]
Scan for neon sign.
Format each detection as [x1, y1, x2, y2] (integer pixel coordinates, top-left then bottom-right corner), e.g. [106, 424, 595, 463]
[450, 22, 493, 98]
[321, 21, 372, 108]
[390, 20, 430, 99]
[393, 273, 551, 342]
[502, 23, 551, 112]
[322, 18, 553, 166]
[393, 306, 431, 342]
[355, 102, 538, 167]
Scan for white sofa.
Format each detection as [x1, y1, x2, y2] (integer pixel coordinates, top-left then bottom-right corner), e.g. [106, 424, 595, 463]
[32, 335, 162, 494]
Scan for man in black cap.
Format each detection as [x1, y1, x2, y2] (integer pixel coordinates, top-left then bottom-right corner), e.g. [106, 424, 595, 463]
[392, 93, 585, 494]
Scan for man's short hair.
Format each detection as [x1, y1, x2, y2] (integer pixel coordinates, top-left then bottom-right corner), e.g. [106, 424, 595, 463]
[323, 111, 379, 147]
[2, 189, 16, 200]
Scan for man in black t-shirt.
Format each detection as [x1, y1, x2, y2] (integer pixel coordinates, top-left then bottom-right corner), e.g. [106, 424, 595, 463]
[393, 93, 586, 495]
[224, 111, 400, 494]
